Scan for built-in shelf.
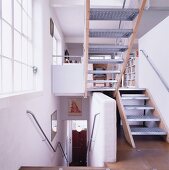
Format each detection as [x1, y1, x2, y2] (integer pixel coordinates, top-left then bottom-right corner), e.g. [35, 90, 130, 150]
[123, 53, 137, 87]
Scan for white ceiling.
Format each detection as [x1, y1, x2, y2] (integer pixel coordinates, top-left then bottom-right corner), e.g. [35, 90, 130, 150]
[53, 0, 169, 42]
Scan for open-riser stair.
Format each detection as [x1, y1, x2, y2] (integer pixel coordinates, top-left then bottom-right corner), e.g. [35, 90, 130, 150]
[84, 0, 147, 95]
[117, 88, 168, 148]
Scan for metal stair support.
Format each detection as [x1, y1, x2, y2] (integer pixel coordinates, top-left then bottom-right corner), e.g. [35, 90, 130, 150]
[90, 8, 139, 21]
[89, 29, 133, 38]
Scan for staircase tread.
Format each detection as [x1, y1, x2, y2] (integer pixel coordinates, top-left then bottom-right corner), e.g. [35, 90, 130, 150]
[119, 88, 146, 91]
[88, 79, 117, 83]
[89, 44, 128, 53]
[131, 127, 167, 135]
[88, 59, 124, 64]
[89, 29, 133, 38]
[122, 96, 149, 100]
[122, 94, 146, 96]
[88, 70, 121, 74]
[127, 115, 160, 121]
[124, 105, 154, 110]
[90, 8, 139, 21]
[87, 87, 116, 91]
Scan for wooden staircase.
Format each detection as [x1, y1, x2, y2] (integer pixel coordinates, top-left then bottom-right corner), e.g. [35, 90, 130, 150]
[84, 0, 147, 97]
[116, 88, 168, 148]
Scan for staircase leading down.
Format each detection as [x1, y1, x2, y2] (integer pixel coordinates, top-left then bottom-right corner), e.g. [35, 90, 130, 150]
[84, 0, 147, 96]
[116, 88, 168, 148]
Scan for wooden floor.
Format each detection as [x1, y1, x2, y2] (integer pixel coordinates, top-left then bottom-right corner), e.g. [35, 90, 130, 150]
[106, 127, 169, 170]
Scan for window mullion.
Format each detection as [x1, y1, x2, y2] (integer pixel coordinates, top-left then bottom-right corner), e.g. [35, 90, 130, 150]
[0, 0, 2, 93]
[21, 0, 23, 91]
[12, 0, 14, 93]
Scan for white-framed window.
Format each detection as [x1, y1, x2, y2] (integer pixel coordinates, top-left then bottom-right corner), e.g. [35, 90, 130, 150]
[0, 0, 34, 96]
[52, 24, 62, 65]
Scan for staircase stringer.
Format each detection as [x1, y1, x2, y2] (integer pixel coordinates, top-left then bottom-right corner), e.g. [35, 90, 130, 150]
[116, 90, 136, 148]
[84, 0, 90, 98]
[114, 0, 147, 97]
[144, 89, 169, 142]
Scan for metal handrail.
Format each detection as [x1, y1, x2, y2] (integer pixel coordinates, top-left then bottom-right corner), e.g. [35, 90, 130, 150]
[27, 110, 69, 165]
[140, 50, 169, 92]
[56, 142, 69, 165]
[27, 110, 56, 152]
[88, 113, 100, 152]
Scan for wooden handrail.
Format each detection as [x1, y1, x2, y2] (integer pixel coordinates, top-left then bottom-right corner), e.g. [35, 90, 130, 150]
[84, 0, 90, 98]
[114, 0, 147, 97]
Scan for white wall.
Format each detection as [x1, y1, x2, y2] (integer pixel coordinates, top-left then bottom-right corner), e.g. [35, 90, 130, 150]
[52, 64, 84, 95]
[89, 93, 116, 167]
[0, 0, 67, 169]
[138, 16, 169, 131]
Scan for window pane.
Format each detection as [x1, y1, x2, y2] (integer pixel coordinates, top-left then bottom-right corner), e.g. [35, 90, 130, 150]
[22, 36, 27, 64]
[14, 31, 22, 61]
[14, 61, 21, 91]
[28, 18, 32, 39]
[28, 0, 32, 17]
[22, 11, 28, 36]
[28, 42, 33, 65]
[0, 57, 2, 93]
[2, 0, 12, 25]
[0, 19, 1, 55]
[22, 0, 28, 13]
[14, 0, 22, 32]
[28, 67, 33, 90]
[2, 21, 12, 58]
[2, 57, 12, 93]
[22, 64, 28, 90]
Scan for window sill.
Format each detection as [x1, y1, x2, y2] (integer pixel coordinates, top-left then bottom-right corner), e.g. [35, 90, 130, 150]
[0, 90, 44, 110]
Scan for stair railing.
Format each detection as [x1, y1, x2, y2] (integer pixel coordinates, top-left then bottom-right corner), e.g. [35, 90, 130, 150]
[56, 142, 69, 166]
[114, 0, 147, 97]
[27, 110, 56, 152]
[88, 113, 100, 152]
[27, 110, 69, 165]
[140, 50, 169, 92]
